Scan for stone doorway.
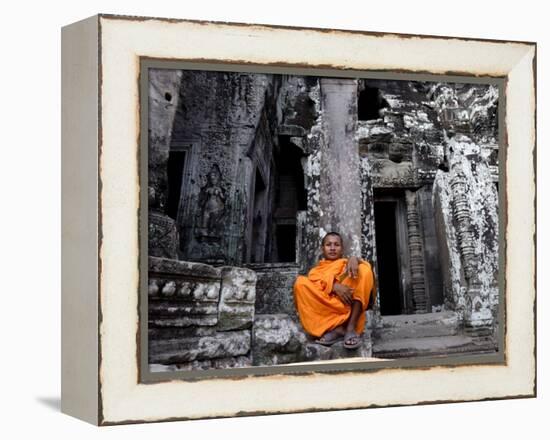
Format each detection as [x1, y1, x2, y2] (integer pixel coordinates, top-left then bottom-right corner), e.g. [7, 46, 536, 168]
[269, 136, 307, 263]
[165, 149, 186, 220]
[374, 191, 413, 315]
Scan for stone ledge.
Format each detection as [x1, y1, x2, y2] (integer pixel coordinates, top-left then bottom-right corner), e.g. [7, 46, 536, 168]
[149, 256, 222, 279]
[252, 314, 374, 365]
[149, 355, 252, 372]
[302, 337, 373, 361]
[373, 311, 460, 340]
[373, 334, 497, 359]
[149, 330, 251, 363]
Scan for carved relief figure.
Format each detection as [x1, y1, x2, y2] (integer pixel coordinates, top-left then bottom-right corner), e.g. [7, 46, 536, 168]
[196, 165, 225, 240]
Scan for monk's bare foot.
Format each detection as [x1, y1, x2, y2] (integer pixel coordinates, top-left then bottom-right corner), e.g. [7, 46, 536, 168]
[316, 326, 345, 346]
[343, 331, 362, 349]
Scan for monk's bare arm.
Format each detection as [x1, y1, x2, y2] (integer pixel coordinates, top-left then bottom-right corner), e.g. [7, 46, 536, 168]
[345, 256, 361, 278]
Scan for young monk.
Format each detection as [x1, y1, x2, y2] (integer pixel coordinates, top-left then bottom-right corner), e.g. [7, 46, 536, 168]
[293, 232, 375, 349]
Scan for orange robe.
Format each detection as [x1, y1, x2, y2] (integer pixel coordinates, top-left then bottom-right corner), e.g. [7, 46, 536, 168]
[293, 258, 374, 338]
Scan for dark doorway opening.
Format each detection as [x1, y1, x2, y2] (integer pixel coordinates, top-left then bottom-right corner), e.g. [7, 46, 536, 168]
[165, 150, 186, 220]
[276, 224, 297, 262]
[358, 86, 389, 121]
[251, 168, 267, 263]
[374, 201, 402, 315]
[270, 136, 306, 262]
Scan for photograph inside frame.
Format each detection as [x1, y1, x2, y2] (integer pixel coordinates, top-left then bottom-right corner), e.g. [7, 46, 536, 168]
[144, 65, 501, 374]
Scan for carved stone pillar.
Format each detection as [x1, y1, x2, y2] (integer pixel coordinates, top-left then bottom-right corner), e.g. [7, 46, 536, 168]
[430, 82, 498, 334]
[318, 78, 362, 256]
[360, 157, 376, 263]
[360, 156, 381, 328]
[449, 165, 478, 285]
[405, 189, 428, 313]
[147, 69, 183, 259]
[303, 141, 322, 272]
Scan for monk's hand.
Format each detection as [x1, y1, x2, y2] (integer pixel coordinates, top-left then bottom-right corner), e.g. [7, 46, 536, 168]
[346, 256, 360, 279]
[332, 282, 354, 305]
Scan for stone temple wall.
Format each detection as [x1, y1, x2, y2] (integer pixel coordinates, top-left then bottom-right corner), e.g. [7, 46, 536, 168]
[356, 79, 447, 317]
[159, 70, 279, 265]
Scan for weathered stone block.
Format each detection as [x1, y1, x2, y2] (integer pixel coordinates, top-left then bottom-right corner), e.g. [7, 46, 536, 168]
[252, 315, 375, 366]
[217, 267, 257, 331]
[373, 311, 460, 341]
[252, 314, 307, 366]
[150, 355, 252, 372]
[252, 264, 299, 316]
[149, 330, 251, 364]
[149, 300, 219, 328]
[148, 257, 223, 328]
[149, 256, 222, 279]
[148, 213, 179, 259]
[149, 326, 216, 340]
[464, 287, 494, 328]
[372, 333, 497, 359]
[302, 337, 373, 361]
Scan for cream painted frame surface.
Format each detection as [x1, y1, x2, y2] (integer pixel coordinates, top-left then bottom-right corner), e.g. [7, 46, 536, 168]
[61, 14, 536, 425]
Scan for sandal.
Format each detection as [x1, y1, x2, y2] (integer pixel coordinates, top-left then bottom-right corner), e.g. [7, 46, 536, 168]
[316, 329, 344, 346]
[343, 331, 362, 349]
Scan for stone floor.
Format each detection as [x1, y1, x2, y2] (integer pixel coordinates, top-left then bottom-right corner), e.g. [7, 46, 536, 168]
[372, 311, 498, 359]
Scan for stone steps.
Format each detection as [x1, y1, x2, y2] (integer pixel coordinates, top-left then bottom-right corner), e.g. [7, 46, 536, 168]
[372, 334, 497, 359]
[252, 314, 374, 365]
[371, 311, 496, 358]
[373, 311, 460, 341]
[252, 311, 496, 365]
[302, 334, 373, 362]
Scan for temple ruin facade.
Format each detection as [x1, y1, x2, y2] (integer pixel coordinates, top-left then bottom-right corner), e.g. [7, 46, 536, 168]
[147, 68, 500, 371]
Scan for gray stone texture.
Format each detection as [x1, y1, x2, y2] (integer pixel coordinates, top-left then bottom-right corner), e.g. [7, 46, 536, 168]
[217, 266, 257, 331]
[430, 83, 499, 330]
[150, 356, 252, 373]
[166, 70, 278, 266]
[148, 69, 183, 213]
[148, 257, 257, 366]
[251, 314, 307, 366]
[251, 314, 374, 364]
[319, 78, 362, 256]
[148, 213, 179, 259]
[149, 330, 251, 364]
[373, 311, 460, 341]
[147, 69, 184, 260]
[302, 337, 373, 361]
[250, 263, 299, 316]
[373, 334, 497, 359]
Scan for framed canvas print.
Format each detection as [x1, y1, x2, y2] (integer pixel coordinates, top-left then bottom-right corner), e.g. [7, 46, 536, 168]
[61, 14, 536, 425]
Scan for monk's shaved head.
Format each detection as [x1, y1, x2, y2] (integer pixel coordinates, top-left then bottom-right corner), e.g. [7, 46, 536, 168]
[321, 232, 343, 246]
